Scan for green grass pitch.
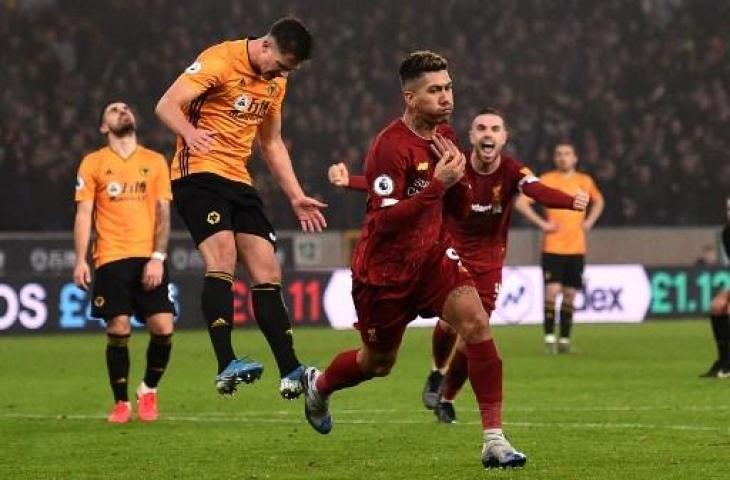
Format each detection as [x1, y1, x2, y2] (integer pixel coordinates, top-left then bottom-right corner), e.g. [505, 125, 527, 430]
[1, 320, 729, 479]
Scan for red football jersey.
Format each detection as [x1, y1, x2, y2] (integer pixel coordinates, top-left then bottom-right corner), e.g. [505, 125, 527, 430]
[351, 119, 471, 286]
[445, 154, 538, 272]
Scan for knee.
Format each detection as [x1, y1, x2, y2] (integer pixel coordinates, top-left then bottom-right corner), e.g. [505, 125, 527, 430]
[203, 242, 237, 273]
[457, 310, 490, 343]
[249, 261, 282, 285]
[359, 352, 397, 377]
[106, 318, 131, 337]
[370, 358, 395, 377]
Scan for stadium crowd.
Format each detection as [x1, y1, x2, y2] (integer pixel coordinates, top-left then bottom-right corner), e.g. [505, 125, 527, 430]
[1, 0, 728, 230]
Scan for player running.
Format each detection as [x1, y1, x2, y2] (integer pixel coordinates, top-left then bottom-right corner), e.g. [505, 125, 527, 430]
[155, 17, 326, 398]
[73, 101, 175, 423]
[305, 50, 529, 469]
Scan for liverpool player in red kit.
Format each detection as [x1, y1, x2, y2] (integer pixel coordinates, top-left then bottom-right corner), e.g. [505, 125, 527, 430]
[304, 51, 527, 469]
[329, 109, 588, 424]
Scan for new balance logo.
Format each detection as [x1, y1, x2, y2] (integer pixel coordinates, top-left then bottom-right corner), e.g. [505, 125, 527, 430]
[501, 286, 526, 307]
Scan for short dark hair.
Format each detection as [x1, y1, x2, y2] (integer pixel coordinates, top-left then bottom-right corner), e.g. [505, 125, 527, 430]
[269, 17, 313, 62]
[554, 141, 576, 151]
[476, 107, 507, 128]
[399, 50, 448, 85]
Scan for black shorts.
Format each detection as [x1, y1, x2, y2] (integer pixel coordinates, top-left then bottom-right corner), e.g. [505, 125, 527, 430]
[172, 173, 277, 247]
[91, 258, 176, 321]
[541, 253, 585, 289]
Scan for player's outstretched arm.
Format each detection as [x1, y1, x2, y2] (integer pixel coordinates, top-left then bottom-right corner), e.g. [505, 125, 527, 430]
[514, 194, 557, 232]
[155, 80, 216, 155]
[73, 200, 94, 291]
[258, 114, 327, 232]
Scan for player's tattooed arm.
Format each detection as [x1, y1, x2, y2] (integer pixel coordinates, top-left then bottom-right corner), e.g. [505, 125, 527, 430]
[153, 200, 171, 255]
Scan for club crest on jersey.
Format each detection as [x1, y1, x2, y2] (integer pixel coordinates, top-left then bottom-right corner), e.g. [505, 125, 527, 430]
[106, 182, 121, 198]
[234, 95, 252, 112]
[75, 176, 84, 190]
[185, 61, 202, 74]
[266, 83, 277, 97]
[139, 166, 150, 177]
[373, 175, 394, 196]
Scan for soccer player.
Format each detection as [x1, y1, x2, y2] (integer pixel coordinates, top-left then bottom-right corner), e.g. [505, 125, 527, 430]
[73, 101, 175, 424]
[329, 109, 588, 424]
[305, 51, 528, 469]
[700, 203, 730, 378]
[515, 143, 604, 353]
[155, 17, 326, 398]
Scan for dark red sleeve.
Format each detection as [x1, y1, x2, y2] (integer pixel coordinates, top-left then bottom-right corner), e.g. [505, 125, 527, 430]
[522, 181, 574, 209]
[375, 180, 447, 233]
[347, 175, 368, 192]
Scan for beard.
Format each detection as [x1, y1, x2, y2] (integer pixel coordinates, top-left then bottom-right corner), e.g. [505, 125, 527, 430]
[109, 120, 135, 137]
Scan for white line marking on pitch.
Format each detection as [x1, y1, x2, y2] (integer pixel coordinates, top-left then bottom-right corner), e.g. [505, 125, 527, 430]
[1, 412, 727, 433]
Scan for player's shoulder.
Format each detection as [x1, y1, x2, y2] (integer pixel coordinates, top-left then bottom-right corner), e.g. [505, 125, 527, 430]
[575, 171, 596, 182]
[80, 146, 110, 165]
[540, 169, 560, 180]
[199, 40, 237, 59]
[500, 154, 524, 170]
[373, 119, 407, 146]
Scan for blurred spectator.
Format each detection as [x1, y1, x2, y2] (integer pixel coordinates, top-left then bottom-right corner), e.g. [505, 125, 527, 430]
[1, 0, 728, 230]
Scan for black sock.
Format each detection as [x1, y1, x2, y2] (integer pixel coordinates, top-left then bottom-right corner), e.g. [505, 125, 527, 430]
[252, 283, 300, 377]
[559, 303, 574, 339]
[710, 314, 730, 368]
[143, 333, 173, 388]
[106, 334, 130, 403]
[202, 272, 236, 373]
[543, 300, 555, 335]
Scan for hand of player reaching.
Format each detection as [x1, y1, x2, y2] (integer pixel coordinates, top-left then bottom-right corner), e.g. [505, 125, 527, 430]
[73, 260, 92, 291]
[142, 258, 164, 291]
[573, 189, 589, 212]
[291, 196, 328, 232]
[183, 127, 216, 154]
[328, 163, 350, 187]
[430, 134, 465, 189]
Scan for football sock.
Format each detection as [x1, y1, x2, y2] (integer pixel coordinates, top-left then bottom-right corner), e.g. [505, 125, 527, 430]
[315, 349, 374, 397]
[106, 333, 130, 403]
[559, 302, 574, 339]
[441, 348, 468, 401]
[252, 283, 300, 377]
[143, 333, 172, 389]
[432, 321, 458, 372]
[710, 314, 730, 368]
[543, 299, 556, 335]
[202, 272, 236, 373]
[466, 339, 503, 429]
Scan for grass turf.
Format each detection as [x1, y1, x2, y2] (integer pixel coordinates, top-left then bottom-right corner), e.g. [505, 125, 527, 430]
[1, 320, 729, 479]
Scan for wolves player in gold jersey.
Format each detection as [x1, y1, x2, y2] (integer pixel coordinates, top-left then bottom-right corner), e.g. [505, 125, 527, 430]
[74, 102, 174, 423]
[156, 17, 325, 398]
